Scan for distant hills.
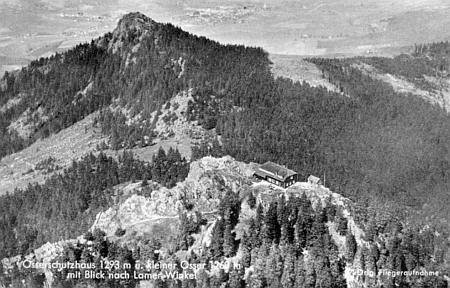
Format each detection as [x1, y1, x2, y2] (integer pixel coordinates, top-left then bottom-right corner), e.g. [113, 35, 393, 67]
[3, 0, 450, 77]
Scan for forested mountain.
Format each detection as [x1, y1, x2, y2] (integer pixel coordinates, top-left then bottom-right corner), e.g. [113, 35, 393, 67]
[0, 12, 270, 157]
[1, 12, 450, 287]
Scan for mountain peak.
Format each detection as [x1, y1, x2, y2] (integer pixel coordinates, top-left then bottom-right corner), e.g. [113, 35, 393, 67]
[108, 12, 157, 53]
[117, 12, 156, 31]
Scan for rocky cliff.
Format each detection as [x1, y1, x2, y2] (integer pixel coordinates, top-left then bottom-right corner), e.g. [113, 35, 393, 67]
[93, 156, 255, 237]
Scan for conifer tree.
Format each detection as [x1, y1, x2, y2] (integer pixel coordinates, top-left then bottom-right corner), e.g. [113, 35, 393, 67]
[345, 229, 357, 261]
[241, 231, 252, 267]
[265, 201, 281, 244]
[294, 255, 306, 287]
[0, 262, 6, 287]
[324, 196, 336, 222]
[223, 223, 236, 257]
[248, 245, 268, 288]
[249, 218, 262, 248]
[304, 259, 316, 288]
[308, 204, 327, 248]
[280, 245, 296, 288]
[227, 262, 245, 288]
[110, 125, 120, 150]
[330, 259, 347, 288]
[210, 219, 225, 259]
[265, 245, 283, 288]
[336, 211, 348, 236]
[314, 256, 333, 288]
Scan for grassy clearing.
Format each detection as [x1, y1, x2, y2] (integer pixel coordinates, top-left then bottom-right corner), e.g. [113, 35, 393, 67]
[0, 113, 106, 195]
[269, 54, 339, 92]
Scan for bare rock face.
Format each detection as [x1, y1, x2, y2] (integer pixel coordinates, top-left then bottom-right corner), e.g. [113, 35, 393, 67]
[92, 156, 254, 236]
[152, 89, 200, 139]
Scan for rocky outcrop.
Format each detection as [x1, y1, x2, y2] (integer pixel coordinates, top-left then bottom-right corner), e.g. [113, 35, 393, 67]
[152, 89, 203, 140]
[92, 156, 255, 236]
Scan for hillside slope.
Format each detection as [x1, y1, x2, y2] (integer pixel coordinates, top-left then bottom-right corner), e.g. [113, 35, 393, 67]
[0, 112, 105, 194]
[352, 60, 450, 111]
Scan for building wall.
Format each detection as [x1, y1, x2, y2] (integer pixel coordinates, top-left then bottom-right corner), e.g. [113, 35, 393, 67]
[267, 175, 297, 188]
[254, 171, 298, 188]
